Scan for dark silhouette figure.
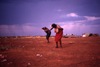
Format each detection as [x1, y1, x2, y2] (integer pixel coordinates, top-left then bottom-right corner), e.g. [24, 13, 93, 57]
[42, 27, 51, 43]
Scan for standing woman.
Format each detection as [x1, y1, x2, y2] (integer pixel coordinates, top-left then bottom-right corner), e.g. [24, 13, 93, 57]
[50, 23, 63, 48]
[42, 27, 51, 43]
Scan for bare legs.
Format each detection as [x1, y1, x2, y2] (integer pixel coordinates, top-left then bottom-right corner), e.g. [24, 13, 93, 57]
[46, 32, 51, 43]
[46, 36, 50, 43]
[56, 39, 62, 48]
[56, 42, 58, 48]
[59, 39, 62, 47]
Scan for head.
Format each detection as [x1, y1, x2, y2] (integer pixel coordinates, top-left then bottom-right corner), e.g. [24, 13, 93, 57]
[42, 27, 47, 30]
[51, 23, 57, 28]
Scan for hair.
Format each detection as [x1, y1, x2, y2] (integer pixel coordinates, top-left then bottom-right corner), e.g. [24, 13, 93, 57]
[42, 27, 47, 30]
[51, 23, 57, 28]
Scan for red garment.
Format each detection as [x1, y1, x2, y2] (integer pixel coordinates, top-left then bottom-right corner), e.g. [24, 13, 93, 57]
[55, 29, 63, 42]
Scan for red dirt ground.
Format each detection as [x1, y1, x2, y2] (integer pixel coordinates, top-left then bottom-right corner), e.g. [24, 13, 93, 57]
[0, 37, 100, 67]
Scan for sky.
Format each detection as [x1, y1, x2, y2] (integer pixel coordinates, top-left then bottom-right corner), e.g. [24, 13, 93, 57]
[0, 0, 100, 36]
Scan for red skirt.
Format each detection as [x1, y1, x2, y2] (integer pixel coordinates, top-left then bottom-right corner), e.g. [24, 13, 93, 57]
[55, 29, 63, 42]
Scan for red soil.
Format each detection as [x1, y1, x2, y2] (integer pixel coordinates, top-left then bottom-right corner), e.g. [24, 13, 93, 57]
[0, 37, 100, 67]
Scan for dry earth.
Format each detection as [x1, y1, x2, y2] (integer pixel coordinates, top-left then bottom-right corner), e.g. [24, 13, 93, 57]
[0, 36, 100, 67]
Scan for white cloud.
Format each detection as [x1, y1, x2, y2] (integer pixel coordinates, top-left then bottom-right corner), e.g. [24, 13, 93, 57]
[54, 13, 100, 34]
[66, 13, 79, 17]
[60, 12, 100, 23]
[1, 13, 100, 36]
[84, 16, 100, 21]
[56, 20, 100, 35]
[60, 12, 79, 18]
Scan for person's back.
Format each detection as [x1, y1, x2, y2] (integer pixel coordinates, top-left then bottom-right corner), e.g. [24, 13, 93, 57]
[42, 27, 51, 43]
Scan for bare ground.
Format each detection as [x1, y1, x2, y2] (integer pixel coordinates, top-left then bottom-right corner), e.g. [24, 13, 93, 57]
[0, 37, 100, 67]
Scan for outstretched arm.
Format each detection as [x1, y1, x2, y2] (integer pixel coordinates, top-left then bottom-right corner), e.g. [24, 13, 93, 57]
[50, 27, 53, 30]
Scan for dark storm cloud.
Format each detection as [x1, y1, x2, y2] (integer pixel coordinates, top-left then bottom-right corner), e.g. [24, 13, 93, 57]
[0, 0, 100, 36]
[0, 0, 100, 25]
[0, 0, 63, 25]
[0, 0, 40, 3]
[76, 0, 100, 16]
[0, 0, 59, 3]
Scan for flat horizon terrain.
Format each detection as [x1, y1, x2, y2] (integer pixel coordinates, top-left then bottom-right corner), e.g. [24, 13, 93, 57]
[0, 37, 100, 67]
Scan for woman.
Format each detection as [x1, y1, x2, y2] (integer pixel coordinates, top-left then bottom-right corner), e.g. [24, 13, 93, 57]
[42, 27, 51, 43]
[50, 23, 63, 48]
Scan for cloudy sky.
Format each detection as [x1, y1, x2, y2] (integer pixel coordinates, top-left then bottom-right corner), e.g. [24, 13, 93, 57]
[0, 0, 100, 36]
